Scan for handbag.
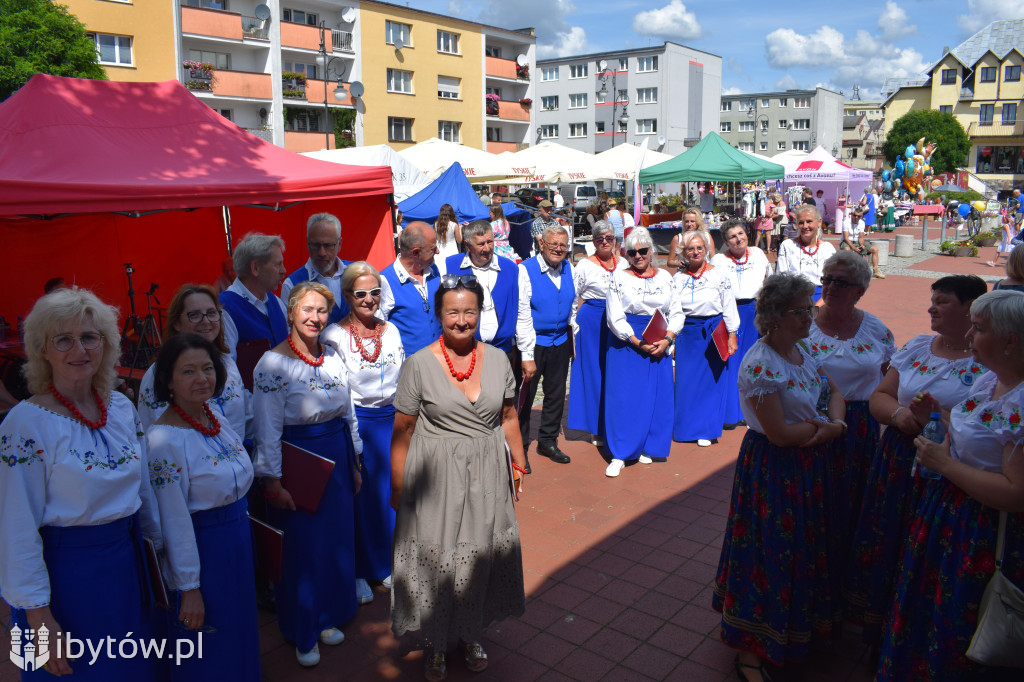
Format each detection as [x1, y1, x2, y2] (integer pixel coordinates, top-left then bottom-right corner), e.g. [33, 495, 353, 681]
[965, 510, 1024, 668]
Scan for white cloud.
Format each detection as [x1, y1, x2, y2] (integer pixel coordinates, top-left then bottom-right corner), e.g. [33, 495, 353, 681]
[632, 1, 703, 40]
[958, 0, 1024, 33]
[764, 27, 848, 68]
[775, 74, 799, 90]
[537, 27, 588, 58]
[878, 2, 916, 42]
[446, 0, 582, 57]
[722, 86, 744, 95]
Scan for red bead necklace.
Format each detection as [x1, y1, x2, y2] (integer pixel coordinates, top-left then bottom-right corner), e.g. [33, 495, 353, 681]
[49, 385, 107, 430]
[590, 254, 618, 272]
[628, 266, 656, 279]
[683, 261, 708, 280]
[170, 401, 221, 437]
[727, 248, 749, 265]
[439, 335, 476, 381]
[288, 336, 325, 366]
[348, 318, 384, 363]
[799, 239, 821, 256]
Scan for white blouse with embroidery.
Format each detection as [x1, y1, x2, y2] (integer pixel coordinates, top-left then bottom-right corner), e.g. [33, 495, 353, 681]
[671, 266, 741, 332]
[137, 353, 250, 440]
[252, 348, 362, 479]
[605, 269, 686, 342]
[738, 340, 825, 435]
[709, 248, 772, 300]
[776, 239, 837, 287]
[146, 420, 253, 590]
[574, 256, 628, 301]
[0, 393, 162, 609]
[321, 322, 405, 408]
[949, 373, 1024, 473]
[889, 334, 987, 409]
[808, 312, 896, 401]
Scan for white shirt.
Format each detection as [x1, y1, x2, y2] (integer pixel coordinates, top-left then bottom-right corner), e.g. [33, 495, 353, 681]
[252, 348, 362, 479]
[738, 340, 825, 434]
[710, 249, 772, 300]
[889, 334, 988, 410]
[0, 393, 163, 609]
[321, 322, 405, 408]
[281, 258, 346, 312]
[574, 255, 628, 301]
[808, 312, 896, 401]
[378, 258, 440, 321]
[448, 253, 504, 342]
[553, 192, 564, 208]
[146, 421, 253, 590]
[434, 222, 460, 270]
[222, 278, 289, 361]
[516, 256, 579, 359]
[672, 266, 741, 332]
[605, 268, 685, 342]
[843, 217, 867, 244]
[776, 239, 837, 287]
[949, 373, 1024, 473]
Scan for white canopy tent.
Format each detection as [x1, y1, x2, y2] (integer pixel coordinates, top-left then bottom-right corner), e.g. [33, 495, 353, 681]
[397, 138, 532, 182]
[303, 144, 430, 202]
[594, 143, 676, 182]
[783, 146, 873, 227]
[499, 141, 615, 183]
[771, 149, 810, 173]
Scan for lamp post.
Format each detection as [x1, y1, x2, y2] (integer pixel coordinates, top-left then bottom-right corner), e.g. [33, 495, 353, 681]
[746, 103, 768, 153]
[317, 22, 348, 149]
[597, 67, 629, 149]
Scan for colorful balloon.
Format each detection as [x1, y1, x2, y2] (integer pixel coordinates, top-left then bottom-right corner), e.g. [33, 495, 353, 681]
[885, 180, 893, 191]
[905, 145, 916, 158]
[906, 160, 915, 176]
[882, 169, 891, 181]
[958, 204, 971, 217]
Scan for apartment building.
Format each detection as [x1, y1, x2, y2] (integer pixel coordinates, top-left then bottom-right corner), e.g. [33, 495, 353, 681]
[62, 0, 178, 83]
[718, 87, 843, 158]
[535, 42, 721, 156]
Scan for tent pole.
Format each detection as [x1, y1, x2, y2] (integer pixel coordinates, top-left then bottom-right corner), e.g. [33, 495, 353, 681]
[223, 206, 233, 256]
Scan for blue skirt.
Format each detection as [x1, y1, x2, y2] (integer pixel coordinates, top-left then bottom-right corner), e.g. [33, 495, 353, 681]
[567, 299, 609, 436]
[603, 313, 673, 460]
[723, 299, 757, 425]
[829, 401, 880, 558]
[812, 285, 822, 303]
[879, 478, 1024, 681]
[673, 314, 728, 442]
[270, 417, 358, 653]
[354, 404, 397, 581]
[12, 514, 157, 681]
[169, 498, 260, 682]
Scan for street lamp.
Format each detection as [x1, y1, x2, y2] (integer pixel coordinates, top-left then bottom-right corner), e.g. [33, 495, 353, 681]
[317, 22, 349, 149]
[746, 102, 767, 153]
[597, 63, 629, 148]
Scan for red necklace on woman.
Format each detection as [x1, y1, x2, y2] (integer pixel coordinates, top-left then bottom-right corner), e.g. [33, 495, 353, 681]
[49, 385, 107, 430]
[591, 253, 618, 272]
[288, 335, 324, 366]
[628, 266, 656, 279]
[683, 261, 708, 279]
[171, 401, 221, 437]
[799, 239, 820, 256]
[439, 335, 476, 381]
[348, 318, 384, 363]
[727, 248, 749, 265]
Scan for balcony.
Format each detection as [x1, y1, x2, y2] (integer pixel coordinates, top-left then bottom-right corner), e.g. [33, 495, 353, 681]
[486, 56, 518, 79]
[959, 86, 974, 101]
[280, 21, 320, 51]
[181, 68, 272, 100]
[241, 16, 269, 40]
[285, 130, 334, 152]
[332, 29, 353, 53]
[243, 127, 273, 142]
[487, 141, 519, 153]
[304, 81, 353, 107]
[181, 6, 243, 41]
[491, 100, 530, 122]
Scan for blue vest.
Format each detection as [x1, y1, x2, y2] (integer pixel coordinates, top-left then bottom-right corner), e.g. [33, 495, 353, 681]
[445, 254, 519, 352]
[381, 263, 441, 356]
[219, 290, 289, 347]
[523, 256, 574, 347]
[285, 261, 352, 325]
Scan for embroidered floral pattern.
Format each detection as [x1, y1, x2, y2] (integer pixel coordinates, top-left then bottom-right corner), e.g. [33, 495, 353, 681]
[851, 343, 872, 355]
[960, 398, 980, 414]
[785, 377, 816, 393]
[71, 443, 139, 471]
[0, 435, 43, 467]
[744, 364, 779, 379]
[255, 373, 287, 393]
[201, 440, 247, 467]
[139, 387, 166, 412]
[304, 375, 342, 392]
[149, 458, 182, 488]
[808, 342, 833, 357]
[955, 364, 984, 380]
[909, 360, 938, 376]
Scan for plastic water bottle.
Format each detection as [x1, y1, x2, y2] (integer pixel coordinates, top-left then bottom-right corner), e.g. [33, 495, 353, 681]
[816, 376, 830, 414]
[916, 412, 944, 480]
[16, 316, 24, 345]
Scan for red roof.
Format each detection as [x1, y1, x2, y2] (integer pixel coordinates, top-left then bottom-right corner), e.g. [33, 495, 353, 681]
[794, 160, 824, 172]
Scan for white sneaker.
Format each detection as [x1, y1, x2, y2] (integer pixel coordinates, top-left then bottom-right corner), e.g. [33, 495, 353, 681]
[605, 459, 625, 477]
[638, 454, 653, 464]
[319, 628, 345, 645]
[356, 578, 374, 605]
[381, 574, 393, 589]
[591, 436, 606, 446]
[297, 643, 321, 666]
[697, 439, 712, 447]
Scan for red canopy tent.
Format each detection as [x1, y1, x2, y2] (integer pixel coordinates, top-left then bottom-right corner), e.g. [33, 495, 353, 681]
[0, 74, 395, 321]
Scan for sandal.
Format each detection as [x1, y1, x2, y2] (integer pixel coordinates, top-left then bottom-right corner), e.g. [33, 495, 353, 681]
[734, 655, 773, 682]
[462, 641, 488, 673]
[424, 652, 446, 682]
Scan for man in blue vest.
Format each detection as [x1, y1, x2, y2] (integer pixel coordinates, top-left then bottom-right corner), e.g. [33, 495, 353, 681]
[220, 232, 289, 360]
[379, 221, 441, 356]
[516, 224, 578, 468]
[281, 213, 352, 325]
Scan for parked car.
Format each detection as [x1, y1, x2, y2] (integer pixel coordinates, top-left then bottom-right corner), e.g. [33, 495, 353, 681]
[513, 187, 556, 207]
[558, 184, 599, 218]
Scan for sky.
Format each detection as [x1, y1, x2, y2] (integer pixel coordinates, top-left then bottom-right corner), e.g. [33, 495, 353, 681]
[411, 0, 1024, 100]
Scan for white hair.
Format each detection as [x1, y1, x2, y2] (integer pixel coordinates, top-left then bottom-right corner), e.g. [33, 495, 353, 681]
[307, 213, 341, 240]
[624, 227, 652, 251]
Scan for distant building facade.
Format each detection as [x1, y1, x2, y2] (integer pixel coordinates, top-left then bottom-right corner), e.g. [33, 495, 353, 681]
[719, 87, 843, 159]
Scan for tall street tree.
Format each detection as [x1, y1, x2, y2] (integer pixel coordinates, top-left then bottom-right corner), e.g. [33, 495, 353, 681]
[0, 0, 106, 101]
[882, 109, 972, 174]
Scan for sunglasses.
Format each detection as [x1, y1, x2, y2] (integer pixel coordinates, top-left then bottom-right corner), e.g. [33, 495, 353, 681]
[440, 274, 480, 290]
[821, 276, 857, 289]
[349, 287, 381, 299]
[593, 235, 616, 245]
[626, 247, 651, 258]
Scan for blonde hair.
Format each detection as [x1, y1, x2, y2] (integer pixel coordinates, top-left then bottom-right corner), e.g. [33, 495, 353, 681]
[287, 281, 335, 319]
[1006, 243, 1024, 281]
[341, 261, 382, 293]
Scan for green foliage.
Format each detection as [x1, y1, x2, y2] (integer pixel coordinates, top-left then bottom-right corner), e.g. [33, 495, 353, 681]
[882, 109, 971, 174]
[0, 0, 106, 101]
[281, 88, 305, 99]
[925, 190, 984, 203]
[333, 108, 356, 149]
[939, 240, 978, 257]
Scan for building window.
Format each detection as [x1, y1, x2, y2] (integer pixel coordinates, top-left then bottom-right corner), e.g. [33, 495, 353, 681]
[737, 142, 753, 152]
[738, 99, 755, 111]
[636, 119, 657, 134]
[568, 93, 587, 109]
[941, 68, 957, 84]
[1003, 103, 1017, 125]
[636, 55, 658, 72]
[618, 57, 628, 71]
[540, 124, 558, 139]
[282, 8, 317, 25]
[760, 119, 769, 132]
[615, 89, 626, 103]
[541, 66, 558, 81]
[616, 118, 627, 133]
[191, 49, 230, 70]
[979, 103, 994, 125]
[778, 119, 789, 128]
[721, 101, 732, 111]
[976, 145, 1024, 173]
[759, 141, 767, 151]
[569, 63, 587, 79]
[88, 33, 132, 66]
[486, 127, 502, 142]
[385, 21, 411, 46]
[437, 30, 459, 54]
[777, 141, 787, 151]
[485, 45, 501, 58]
[792, 119, 810, 130]
[939, 105, 953, 115]
[387, 69, 413, 94]
[793, 97, 810, 108]
[720, 122, 731, 132]
[569, 122, 587, 138]
[185, 0, 226, 9]
[636, 87, 657, 104]
[388, 117, 413, 142]
[793, 141, 809, 151]
[288, 110, 320, 132]
[778, 98, 787, 107]
[1006, 65, 1021, 82]
[541, 95, 558, 111]
[217, 108, 233, 121]
[437, 76, 460, 99]
[761, 98, 770, 107]
[738, 121, 754, 132]
[438, 120, 461, 142]
[486, 86, 502, 98]
[595, 121, 605, 133]
[979, 66, 996, 83]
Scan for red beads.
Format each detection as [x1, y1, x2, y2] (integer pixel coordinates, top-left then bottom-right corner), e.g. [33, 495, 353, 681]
[288, 336, 325, 366]
[440, 335, 476, 381]
[170, 401, 221, 437]
[49, 385, 107, 430]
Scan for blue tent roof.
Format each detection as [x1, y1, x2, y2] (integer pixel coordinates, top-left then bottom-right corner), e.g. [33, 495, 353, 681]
[397, 162, 491, 224]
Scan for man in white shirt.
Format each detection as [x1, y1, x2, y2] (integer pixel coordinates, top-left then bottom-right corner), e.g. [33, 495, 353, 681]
[281, 213, 352, 325]
[379, 222, 442, 356]
[841, 208, 885, 279]
[552, 188, 564, 209]
[220, 233, 289, 361]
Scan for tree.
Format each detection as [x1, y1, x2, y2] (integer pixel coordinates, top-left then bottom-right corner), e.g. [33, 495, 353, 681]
[882, 109, 971, 174]
[0, 0, 106, 101]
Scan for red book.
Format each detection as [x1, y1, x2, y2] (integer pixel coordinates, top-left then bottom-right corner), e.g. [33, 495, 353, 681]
[516, 376, 530, 416]
[642, 309, 668, 344]
[281, 441, 336, 515]
[143, 537, 169, 610]
[249, 516, 284, 583]
[504, 442, 520, 503]
[711, 319, 731, 361]
[236, 338, 271, 391]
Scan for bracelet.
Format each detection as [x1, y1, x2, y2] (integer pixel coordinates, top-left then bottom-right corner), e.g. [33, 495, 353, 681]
[263, 487, 280, 500]
[511, 462, 529, 475]
[890, 406, 905, 423]
[834, 419, 848, 436]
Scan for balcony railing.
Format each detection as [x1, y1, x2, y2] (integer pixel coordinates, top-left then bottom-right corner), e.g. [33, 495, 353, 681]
[241, 16, 269, 40]
[282, 77, 306, 98]
[959, 87, 974, 101]
[332, 29, 353, 52]
[244, 127, 273, 142]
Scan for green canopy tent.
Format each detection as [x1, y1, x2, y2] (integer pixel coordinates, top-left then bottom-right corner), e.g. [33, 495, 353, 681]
[638, 132, 785, 184]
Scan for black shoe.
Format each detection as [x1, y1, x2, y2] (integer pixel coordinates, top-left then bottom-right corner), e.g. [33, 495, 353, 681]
[523, 455, 532, 474]
[723, 422, 738, 431]
[536, 442, 570, 464]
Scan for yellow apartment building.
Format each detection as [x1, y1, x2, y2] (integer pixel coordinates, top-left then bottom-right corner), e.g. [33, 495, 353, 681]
[62, 0, 178, 82]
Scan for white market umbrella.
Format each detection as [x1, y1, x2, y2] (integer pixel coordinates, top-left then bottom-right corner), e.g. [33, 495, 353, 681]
[303, 144, 430, 202]
[397, 138, 531, 182]
[595, 143, 676, 182]
[500, 141, 615, 183]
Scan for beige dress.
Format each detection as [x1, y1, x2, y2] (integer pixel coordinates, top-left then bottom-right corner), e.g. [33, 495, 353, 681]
[391, 345, 525, 649]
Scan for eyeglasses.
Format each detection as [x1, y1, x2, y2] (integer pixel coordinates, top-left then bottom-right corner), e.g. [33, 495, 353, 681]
[543, 242, 569, 253]
[821, 276, 857, 289]
[349, 287, 382, 299]
[440, 274, 480, 290]
[626, 247, 651, 258]
[183, 309, 221, 324]
[786, 306, 815, 319]
[308, 241, 339, 251]
[683, 246, 706, 253]
[51, 332, 104, 352]
[593, 235, 616, 245]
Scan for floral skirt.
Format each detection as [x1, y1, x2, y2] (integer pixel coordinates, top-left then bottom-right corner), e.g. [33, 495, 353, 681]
[712, 430, 841, 665]
[878, 477, 1024, 681]
[828, 401, 880, 565]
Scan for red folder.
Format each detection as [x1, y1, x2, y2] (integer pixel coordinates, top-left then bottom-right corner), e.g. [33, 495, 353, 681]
[711, 319, 731, 361]
[642, 309, 669, 344]
[504, 442, 521, 503]
[516, 376, 530, 416]
[249, 516, 284, 583]
[144, 537, 170, 610]
[281, 441, 336, 515]
[236, 338, 271, 391]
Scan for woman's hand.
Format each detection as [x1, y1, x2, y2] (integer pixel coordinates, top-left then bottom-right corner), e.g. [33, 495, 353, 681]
[352, 463, 363, 495]
[727, 333, 738, 357]
[913, 434, 953, 475]
[178, 588, 205, 631]
[263, 478, 296, 511]
[892, 404, 925, 436]
[648, 338, 671, 358]
[799, 419, 843, 447]
[28, 607, 72, 676]
[907, 392, 939, 428]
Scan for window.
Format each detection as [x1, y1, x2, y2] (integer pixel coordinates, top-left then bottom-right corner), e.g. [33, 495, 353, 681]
[388, 117, 413, 142]
[485, 45, 502, 58]
[793, 97, 810, 108]
[569, 63, 587, 78]
[738, 99, 754, 111]
[721, 101, 732, 111]
[437, 30, 459, 54]
[569, 122, 587, 137]
[778, 119, 789, 128]
[939, 105, 953, 115]
[385, 21, 411, 46]
[283, 60, 317, 79]
[568, 93, 587, 109]
[216, 108, 233, 121]
[541, 95, 558, 111]
[1003, 103, 1017, 125]
[761, 98, 770, 107]
[793, 141, 809, 151]
[760, 119, 769, 132]
[979, 66, 996, 83]
[850, 148, 858, 158]
[541, 66, 558, 81]
[618, 57, 628, 71]
[595, 121, 605, 133]
[437, 76, 460, 100]
[737, 142, 753, 152]
[636, 55, 658, 72]
[720, 122, 732, 132]
[979, 103, 994, 125]
[88, 33, 132, 66]
[636, 119, 657, 134]
[190, 49, 230, 70]
[941, 68, 957, 84]
[540, 124, 558, 139]
[486, 86, 502, 97]
[282, 8, 317, 25]
[438, 120, 461, 142]
[636, 87, 657, 104]
[778, 98, 787, 107]
[486, 127, 502, 142]
[777, 141, 787, 151]
[185, 0, 227, 8]
[792, 119, 810, 130]
[976, 145, 1024, 173]
[1006, 65, 1021, 82]
[617, 89, 628, 103]
[387, 68, 413, 94]
[759, 141, 768, 151]
[288, 110, 320, 132]
[738, 121, 754, 132]
[616, 118, 627, 133]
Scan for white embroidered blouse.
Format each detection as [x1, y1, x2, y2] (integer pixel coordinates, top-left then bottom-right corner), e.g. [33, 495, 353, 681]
[777, 239, 837, 287]
[949, 373, 1024, 473]
[321, 322, 405, 409]
[605, 269, 686, 342]
[573, 256, 627, 301]
[671, 266, 741, 332]
[709, 248, 772, 300]
[889, 334, 987, 409]
[808, 312, 896, 401]
[738, 340, 825, 435]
